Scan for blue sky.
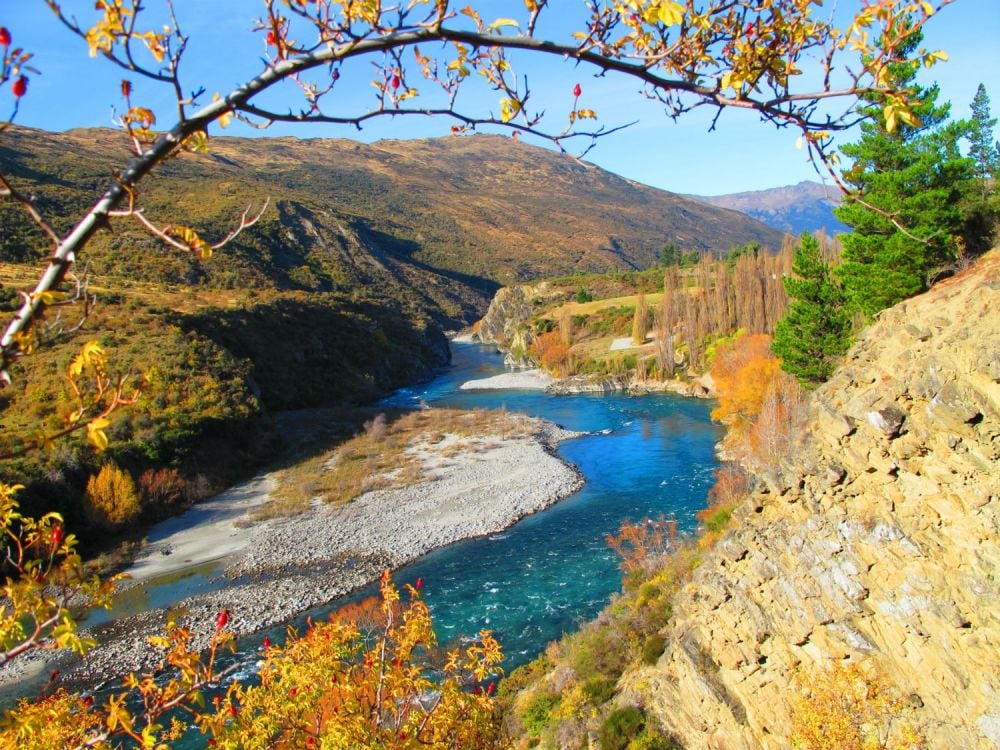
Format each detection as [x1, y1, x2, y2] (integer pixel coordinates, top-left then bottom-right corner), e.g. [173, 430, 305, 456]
[3, 0, 998, 195]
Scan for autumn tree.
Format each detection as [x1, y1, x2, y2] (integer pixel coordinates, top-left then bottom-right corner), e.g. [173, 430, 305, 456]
[84, 462, 141, 530]
[710, 332, 802, 469]
[655, 268, 678, 378]
[772, 233, 852, 386]
[631, 292, 648, 345]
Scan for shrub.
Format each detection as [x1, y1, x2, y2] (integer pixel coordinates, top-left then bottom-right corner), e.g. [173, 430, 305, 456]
[84, 464, 141, 531]
[582, 676, 617, 705]
[600, 706, 646, 750]
[522, 691, 559, 738]
[642, 634, 666, 666]
[698, 504, 733, 534]
[138, 467, 188, 510]
[567, 623, 628, 683]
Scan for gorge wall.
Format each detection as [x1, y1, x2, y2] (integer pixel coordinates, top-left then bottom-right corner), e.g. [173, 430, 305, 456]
[627, 252, 1000, 748]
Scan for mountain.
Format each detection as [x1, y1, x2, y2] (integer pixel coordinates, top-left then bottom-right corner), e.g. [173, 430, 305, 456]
[0, 127, 786, 311]
[693, 180, 849, 236]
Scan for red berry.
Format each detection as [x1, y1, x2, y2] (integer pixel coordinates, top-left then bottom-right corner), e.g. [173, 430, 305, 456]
[262, 636, 271, 650]
[415, 577, 423, 590]
[391, 74, 401, 91]
[229, 704, 238, 717]
[215, 609, 229, 630]
[0, 28, 10, 47]
[265, 31, 277, 46]
[289, 687, 298, 696]
[12, 76, 27, 98]
[487, 682, 495, 695]
[50, 525, 63, 548]
[573, 83, 582, 97]
[746, 23, 755, 36]
[208, 741, 217, 747]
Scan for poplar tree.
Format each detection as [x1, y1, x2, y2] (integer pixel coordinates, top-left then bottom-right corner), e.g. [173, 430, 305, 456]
[835, 33, 974, 317]
[772, 233, 852, 386]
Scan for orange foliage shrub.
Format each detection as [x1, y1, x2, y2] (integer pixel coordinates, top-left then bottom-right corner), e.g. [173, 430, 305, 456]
[84, 463, 141, 530]
[710, 333, 781, 429]
[530, 330, 570, 376]
[138, 466, 188, 509]
[201, 572, 505, 748]
[790, 661, 923, 750]
[1, 573, 506, 748]
[605, 515, 677, 582]
[709, 333, 802, 470]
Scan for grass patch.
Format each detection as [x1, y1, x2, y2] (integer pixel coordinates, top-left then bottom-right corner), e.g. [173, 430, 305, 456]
[262, 408, 541, 516]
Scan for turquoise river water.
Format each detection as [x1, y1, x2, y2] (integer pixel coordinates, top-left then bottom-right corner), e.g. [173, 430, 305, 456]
[225, 340, 722, 677]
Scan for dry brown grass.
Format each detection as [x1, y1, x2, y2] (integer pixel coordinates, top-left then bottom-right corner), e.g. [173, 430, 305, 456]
[540, 292, 664, 320]
[259, 408, 540, 517]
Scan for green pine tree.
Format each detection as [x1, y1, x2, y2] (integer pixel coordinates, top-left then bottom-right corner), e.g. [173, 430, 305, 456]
[835, 33, 975, 318]
[968, 83, 1000, 183]
[772, 233, 852, 387]
[958, 83, 1000, 257]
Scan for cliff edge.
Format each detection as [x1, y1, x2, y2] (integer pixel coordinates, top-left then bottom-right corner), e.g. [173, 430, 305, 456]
[629, 252, 1000, 748]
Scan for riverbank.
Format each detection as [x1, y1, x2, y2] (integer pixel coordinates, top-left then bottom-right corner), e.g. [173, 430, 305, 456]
[6, 413, 583, 690]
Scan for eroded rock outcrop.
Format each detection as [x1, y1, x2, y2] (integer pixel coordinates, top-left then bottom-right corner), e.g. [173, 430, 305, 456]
[476, 283, 561, 366]
[628, 253, 1000, 748]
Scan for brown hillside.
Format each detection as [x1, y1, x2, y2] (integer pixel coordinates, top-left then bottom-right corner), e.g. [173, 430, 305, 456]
[1, 127, 785, 299]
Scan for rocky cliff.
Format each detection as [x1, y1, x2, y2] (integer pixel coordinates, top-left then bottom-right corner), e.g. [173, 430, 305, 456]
[476, 283, 560, 366]
[628, 252, 1000, 748]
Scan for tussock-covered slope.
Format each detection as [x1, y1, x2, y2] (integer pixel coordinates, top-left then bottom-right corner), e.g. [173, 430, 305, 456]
[0, 127, 785, 302]
[629, 252, 1000, 748]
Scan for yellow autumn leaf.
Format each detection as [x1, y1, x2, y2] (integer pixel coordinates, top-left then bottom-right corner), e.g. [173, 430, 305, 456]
[487, 18, 519, 32]
[30, 290, 67, 306]
[657, 1, 684, 27]
[721, 70, 741, 91]
[182, 130, 209, 153]
[884, 102, 897, 132]
[499, 97, 520, 123]
[87, 418, 111, 452]
[213, 93, 232, 128]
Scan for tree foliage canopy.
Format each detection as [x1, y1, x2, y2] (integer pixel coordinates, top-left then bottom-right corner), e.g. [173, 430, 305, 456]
[772, 233, 851, 386]
[834, 31, 975, 317]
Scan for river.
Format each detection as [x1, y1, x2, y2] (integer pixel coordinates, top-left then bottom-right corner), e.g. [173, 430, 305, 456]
[6, 341, 721, 739]
[255, 341, 722, 670]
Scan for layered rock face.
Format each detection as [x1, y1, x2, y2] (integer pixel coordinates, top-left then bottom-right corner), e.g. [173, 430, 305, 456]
[476, 283, 559, 366]
[631, 253, 1000, 748]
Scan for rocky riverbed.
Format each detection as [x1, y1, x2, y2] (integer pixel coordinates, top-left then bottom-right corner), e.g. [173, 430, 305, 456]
[1, 417, 582, 692]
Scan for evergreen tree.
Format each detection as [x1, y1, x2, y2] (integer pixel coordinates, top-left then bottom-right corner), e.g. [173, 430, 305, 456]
[835, 33, 974, 317]
[772, 233, 852, 386]
[969, 83, 1000, 183]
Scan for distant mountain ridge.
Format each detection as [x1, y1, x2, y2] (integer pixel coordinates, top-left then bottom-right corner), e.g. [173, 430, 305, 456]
[1, 127, 786, 317]
[692, 180, 849, 236]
